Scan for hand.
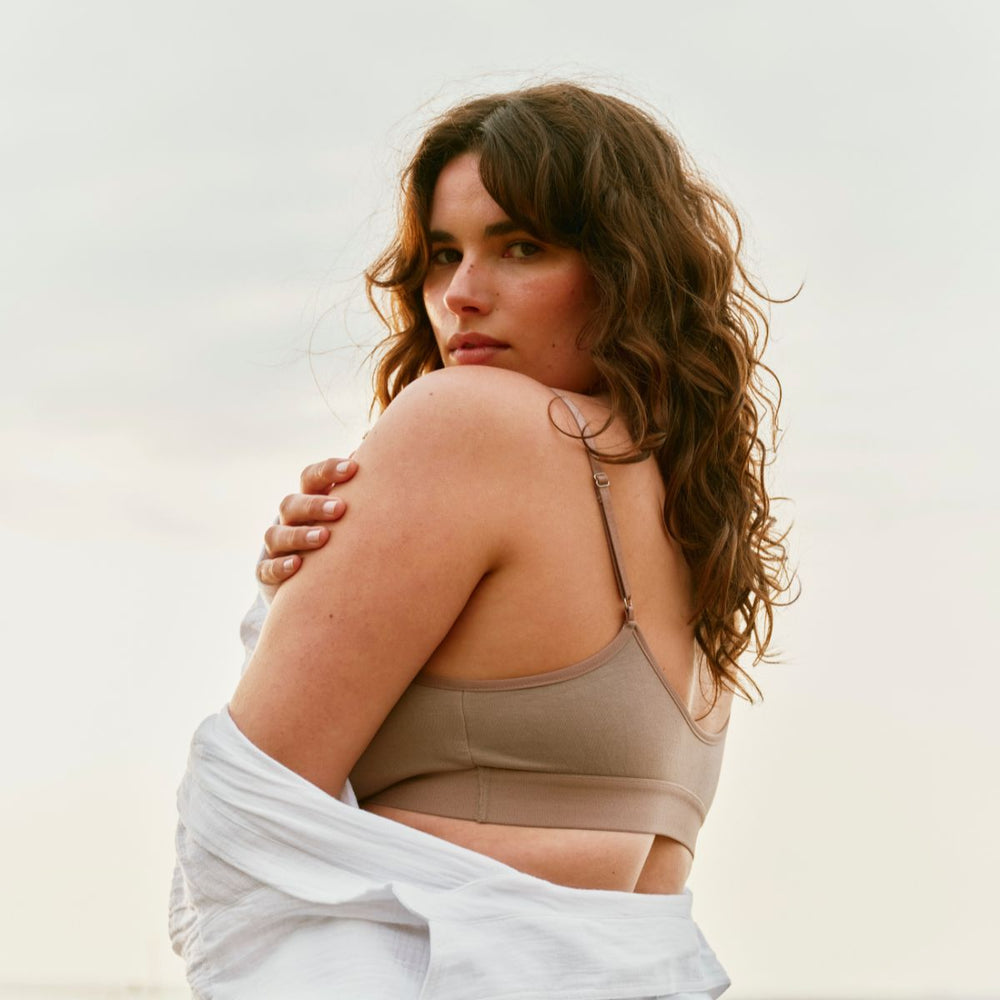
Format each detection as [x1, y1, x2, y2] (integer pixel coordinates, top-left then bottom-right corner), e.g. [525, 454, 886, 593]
[256, 457, 358, 587]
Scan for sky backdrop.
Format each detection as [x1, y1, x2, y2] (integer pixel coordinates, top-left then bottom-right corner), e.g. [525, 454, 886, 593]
[2, 1, 998, 996]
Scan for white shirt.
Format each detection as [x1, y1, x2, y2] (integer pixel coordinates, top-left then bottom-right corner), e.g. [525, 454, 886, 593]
[171, 708, 729, 999]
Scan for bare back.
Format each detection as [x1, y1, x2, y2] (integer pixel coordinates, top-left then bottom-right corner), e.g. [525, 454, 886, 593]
[364, 384, 731, 892]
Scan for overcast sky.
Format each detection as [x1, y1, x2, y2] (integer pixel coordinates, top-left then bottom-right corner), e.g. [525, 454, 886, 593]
[2, 1, 998, 996]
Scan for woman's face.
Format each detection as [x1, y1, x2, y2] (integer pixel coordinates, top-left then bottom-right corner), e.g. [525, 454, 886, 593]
[422, 153, 600, 393]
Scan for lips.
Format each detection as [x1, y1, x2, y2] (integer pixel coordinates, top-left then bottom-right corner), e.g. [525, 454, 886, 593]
[446, 332, 510, 366]
[447, 332, 508, 351]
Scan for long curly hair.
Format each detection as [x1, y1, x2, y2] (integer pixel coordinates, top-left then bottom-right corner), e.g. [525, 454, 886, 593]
[366, 82, 794, 703]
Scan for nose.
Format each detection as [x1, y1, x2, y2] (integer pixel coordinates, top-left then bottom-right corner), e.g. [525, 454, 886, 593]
[442, 258, 494, 316]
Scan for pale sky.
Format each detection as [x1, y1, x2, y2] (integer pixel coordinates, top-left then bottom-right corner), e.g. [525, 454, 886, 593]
[2, 1, 998, 996]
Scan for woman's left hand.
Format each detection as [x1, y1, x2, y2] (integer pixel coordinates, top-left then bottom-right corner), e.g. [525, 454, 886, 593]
[257, 457, 358, 587]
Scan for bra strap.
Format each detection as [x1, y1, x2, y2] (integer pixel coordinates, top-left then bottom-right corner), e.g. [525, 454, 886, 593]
[551, 393, 635, 624]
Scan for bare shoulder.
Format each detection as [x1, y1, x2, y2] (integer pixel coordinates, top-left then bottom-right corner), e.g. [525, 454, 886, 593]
[388, 365, 559, 421]
[365, 367, 567, 468]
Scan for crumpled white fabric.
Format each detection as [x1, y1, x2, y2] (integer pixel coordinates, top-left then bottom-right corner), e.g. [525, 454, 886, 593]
[238, 582, 271, 677]
[171, 708, 730, 1000]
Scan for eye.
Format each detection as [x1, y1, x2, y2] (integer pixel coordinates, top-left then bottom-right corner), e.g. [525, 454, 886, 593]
[505, 241, 542, 260]
[429, 247, 461, 266]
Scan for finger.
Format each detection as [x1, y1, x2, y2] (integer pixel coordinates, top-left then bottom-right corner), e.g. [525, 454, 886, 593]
[277, 493, 346, 527]
[264, 523, 332, 558]
[257, 554, 301, 587]
[300, 457, 358, 495]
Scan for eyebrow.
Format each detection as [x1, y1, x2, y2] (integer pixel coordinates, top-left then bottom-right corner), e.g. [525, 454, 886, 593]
[427, 220, 528, 243]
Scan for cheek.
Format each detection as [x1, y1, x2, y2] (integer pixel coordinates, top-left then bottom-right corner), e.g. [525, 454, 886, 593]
[520, 273, 590, 320]
[545, 278, 598, 339]
[421, 285, 444, 334]
[421, 282, 435, 315]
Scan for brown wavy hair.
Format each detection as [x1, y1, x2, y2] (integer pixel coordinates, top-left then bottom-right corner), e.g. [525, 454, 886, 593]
[366, 82, 794, 703]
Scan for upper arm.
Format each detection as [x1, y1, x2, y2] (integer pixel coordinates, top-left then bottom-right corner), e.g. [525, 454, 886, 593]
[228, 370, 520, 796]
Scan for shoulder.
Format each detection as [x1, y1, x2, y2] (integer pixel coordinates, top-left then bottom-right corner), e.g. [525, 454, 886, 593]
[363, 367, 563, 469]
[389, 365, 555, 421]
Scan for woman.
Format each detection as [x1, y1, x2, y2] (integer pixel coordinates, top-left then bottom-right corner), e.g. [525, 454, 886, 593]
[172, 82, 790, 999]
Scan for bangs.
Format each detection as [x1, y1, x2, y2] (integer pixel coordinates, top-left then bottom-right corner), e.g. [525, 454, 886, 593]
[475, 101, 586, 247]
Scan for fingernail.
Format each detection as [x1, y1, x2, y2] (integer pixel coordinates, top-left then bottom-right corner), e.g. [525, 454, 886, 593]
[323, 499, 341, 515]
[335, 460, 352, 473]
[283, 557, 295, 572]
[306, 529, 322, 543]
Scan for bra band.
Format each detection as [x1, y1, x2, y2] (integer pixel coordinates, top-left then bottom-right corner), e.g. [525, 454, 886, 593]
[551, 393, 634, 624]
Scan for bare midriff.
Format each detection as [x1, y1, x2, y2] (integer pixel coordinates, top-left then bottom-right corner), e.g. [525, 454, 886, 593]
[363, 804, 693, 894]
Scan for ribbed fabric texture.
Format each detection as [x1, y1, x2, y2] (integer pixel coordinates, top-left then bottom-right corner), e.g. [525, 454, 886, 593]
[352, 621, 726, 852]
